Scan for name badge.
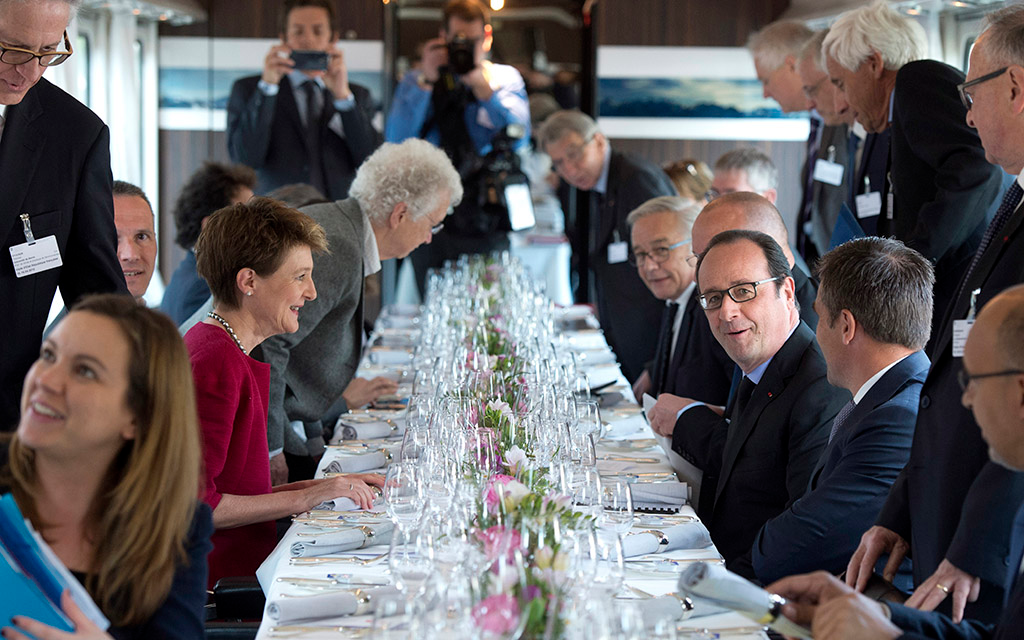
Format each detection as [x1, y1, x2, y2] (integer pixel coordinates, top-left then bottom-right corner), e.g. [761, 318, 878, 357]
[855, 191, 882, 219]
[9, 235, 62, 278]
[952, 319, 973, 358]
[607, 241, 628, 265]
[813, 159, 845, 186]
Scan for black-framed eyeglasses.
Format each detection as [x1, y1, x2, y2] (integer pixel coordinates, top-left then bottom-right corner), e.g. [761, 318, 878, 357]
[699, 276, 783, 310]
[430, 222, 445, 235]
[629, 239, 691, 267]
[685, 253, 700, 268]
[957, 66, 1008, 111]
[0, 31, 73, 67]
[957, 367, 1024, 391]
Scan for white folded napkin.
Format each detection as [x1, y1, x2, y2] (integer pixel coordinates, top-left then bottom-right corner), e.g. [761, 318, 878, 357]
[290, 522, 394, 557]
[369, 348, 412, 365]
[621, 522, 712, 557]
[629, 481, 690, 509]
[584, 364, 623, 388]
[323, 451, 388, 474]
[334, 416, 404, 441]
[564, 330, 608, 350]
[602, 413, 647, 440]
[266, 586, 402, 623]
[636, 595, 687, 627]
[311, 497, 360, 512]
[577, 349, 616, 365]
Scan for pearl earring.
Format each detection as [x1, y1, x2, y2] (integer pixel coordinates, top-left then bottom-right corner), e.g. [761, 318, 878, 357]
[246, 291, 252, 297]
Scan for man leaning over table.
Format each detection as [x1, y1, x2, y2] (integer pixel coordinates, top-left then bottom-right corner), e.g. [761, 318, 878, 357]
[843, 4, 1024, 624]
[259, 139, 463, 486]
[647, 229, 847, 568]
[768, 284, 1024, 640]
[741, 237, 932, 585]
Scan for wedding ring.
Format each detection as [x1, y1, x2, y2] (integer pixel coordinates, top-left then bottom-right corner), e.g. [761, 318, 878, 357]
[936, 583, 950, 594]
[349, 483, 354, 490]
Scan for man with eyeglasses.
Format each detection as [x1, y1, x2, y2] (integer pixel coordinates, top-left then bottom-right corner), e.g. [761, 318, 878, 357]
[796, 29, 861, 263]
[386, 0, 529, 296]
[647, 228, 846, 568]
[844, 5, 1024, 625]
[0, 0, 128, 432]
[538, 109, 677, 383]
[822, 2, 1002, 355]
[258, 139, 460, 483]
[627, 197, 733, 407]
[767, 285, 1024, 640]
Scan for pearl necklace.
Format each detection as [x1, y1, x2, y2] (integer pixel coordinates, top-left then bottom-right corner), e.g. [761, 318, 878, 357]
[206, 311, 247, 355]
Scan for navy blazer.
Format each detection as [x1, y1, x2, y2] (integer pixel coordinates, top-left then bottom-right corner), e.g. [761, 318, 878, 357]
[876, 193, 1024, 622]
[0, 79, 127, 431]
[672, 321, 849, 565]
[745, 351, 930, 584]
[226, 75, 379, 200]
[590, 150, 677, 382]
[885, 503, 1024, 640]
[160, 250, 210, 327]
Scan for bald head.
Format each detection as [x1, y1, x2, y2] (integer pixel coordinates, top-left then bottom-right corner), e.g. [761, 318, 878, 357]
[692, 192, 795, 267]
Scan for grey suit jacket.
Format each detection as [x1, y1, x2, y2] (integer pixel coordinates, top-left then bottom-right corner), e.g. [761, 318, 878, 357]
[259, 198, 366, 455]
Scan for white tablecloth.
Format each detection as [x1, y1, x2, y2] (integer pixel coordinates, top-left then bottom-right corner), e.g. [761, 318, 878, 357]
[253, 306, 765, 639]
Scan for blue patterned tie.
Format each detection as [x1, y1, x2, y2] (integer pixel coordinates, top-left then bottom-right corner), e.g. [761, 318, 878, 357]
[956, 181, 1024, 304]
[828, 399, 856, 444]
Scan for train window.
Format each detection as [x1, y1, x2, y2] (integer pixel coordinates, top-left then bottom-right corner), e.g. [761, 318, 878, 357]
[75, 33, 90, 107]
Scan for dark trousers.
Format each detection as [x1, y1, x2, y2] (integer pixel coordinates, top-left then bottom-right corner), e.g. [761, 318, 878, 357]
[409, 228, 509, 297]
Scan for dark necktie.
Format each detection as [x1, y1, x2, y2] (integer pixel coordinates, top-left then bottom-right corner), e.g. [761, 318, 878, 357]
[652, 302, 679, 395]
[956, 181, 1024, 305]
[730, 375, 756, 421]
[797, 117, 822, 256]
[828, 399, 856, 444]
[302, 81, 325, 195]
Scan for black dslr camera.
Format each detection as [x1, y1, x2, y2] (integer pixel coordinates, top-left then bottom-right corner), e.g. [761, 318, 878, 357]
[480, 124, 536, 232]
[447, 35, 476, 75]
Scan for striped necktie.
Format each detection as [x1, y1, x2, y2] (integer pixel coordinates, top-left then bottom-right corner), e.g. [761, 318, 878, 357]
[956, 181, 1024, 305]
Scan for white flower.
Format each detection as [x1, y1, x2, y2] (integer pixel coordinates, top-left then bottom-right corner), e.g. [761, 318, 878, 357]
[487, 399, 513, 420]
[504, 445, 527, 473]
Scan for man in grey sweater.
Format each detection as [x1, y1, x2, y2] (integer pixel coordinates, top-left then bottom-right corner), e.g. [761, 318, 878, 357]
[261, 138, 463, 482]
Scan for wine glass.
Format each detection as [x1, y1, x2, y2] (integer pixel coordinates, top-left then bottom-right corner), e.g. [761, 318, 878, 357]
[598, 478, 634, 538]
[389, 527, 433, 598]
[384, 462, 423, 532]
[575, 399, 603, 442]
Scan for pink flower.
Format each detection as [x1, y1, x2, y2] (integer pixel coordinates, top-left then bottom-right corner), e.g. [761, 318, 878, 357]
[477, 525, 522, 561]
[472, 594, 520, 634]
[484, 475, 517, 513]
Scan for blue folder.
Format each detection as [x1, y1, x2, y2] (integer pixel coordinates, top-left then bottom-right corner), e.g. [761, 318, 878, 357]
[828, 202, 866, 250]
[0, 493, 74, 634]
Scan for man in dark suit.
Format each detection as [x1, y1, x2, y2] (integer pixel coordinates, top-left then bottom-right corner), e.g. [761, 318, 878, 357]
[539, 110, 677, 382]
[768, 285, 1024, 640]
[824, 2, 1003, 347]
[796, 29, 858, 260]
[627, 197, 733, 405]
[845, 8, 1024, 624]
[648, 230, 847, 566]
[226, 0, 378, 201]
[0, 0, 127, 431]
[744, 237, 933, 584]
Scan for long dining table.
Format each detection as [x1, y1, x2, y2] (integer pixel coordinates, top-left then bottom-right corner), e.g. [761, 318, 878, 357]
[253, 303, 769, 639]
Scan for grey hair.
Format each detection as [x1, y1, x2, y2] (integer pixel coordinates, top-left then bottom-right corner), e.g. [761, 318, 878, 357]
[348, 139, 463, 224]
[626, 196, 702, 233]
[823, 0, 926, 71]
[537, 110, 601, 151]
[816, 237, 934, 350]
[980, 4, 1024, 68]
[799, 29, 830, 72]
[714, 148, 778, 192]
[747, 20, 815, 73]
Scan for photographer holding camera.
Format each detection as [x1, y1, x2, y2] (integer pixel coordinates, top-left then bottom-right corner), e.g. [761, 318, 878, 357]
[386, 0, 530, 294]
[226, 0, 379, 200]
